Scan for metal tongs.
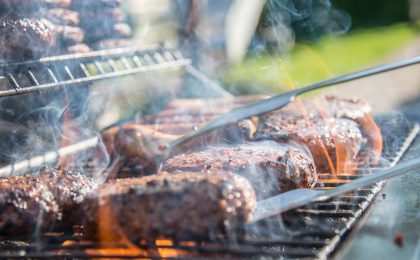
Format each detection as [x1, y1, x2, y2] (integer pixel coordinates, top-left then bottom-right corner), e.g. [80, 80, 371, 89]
[162, 55, 420, 159]
[251, 157, 420, 222]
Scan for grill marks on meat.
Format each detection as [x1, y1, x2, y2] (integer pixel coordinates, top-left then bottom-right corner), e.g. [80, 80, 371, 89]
[82, 172, 256, 241]
[0, 18, 84, 60]
[0, 168, 95, 238]
[162, 141, 317, 199]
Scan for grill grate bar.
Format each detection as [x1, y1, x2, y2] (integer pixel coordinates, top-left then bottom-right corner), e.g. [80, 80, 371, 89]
[0, 116, 417, 258]
[0, 45, 191, 98]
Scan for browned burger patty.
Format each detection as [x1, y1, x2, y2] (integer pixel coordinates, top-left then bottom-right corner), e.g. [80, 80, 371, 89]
[317, 96, 383, 164]
[162, 141, 317, 199]
[102, 116, 259, 179]
[0, 168, 96, 238]
[0, 18, 57, 61]
[0, 18, 84, 60]
[255, 96, 382, 174]
[3, 8, 80, 26]
[82, 172, 256, 241]
[256, 115, 365, 174]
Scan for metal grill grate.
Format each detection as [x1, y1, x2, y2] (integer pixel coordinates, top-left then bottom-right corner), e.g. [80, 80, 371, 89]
[0, 44, 191, 98]
[0, 118, 418, 259]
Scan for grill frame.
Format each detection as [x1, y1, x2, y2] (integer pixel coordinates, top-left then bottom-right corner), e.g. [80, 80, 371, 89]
[0, 44, 192, 98]
[0, 117, 418, 259]
[0, 45, 418, 259]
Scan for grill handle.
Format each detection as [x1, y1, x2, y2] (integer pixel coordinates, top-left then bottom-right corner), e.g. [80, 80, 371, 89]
[164, 55, 420, 158]
[252, 156, 420, 222]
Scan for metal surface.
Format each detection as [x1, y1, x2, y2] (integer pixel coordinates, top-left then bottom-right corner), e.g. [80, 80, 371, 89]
[0, 45, 191, 97]
[164, 56, 420, 156]
[0, 116, 417, 259]
[253, 124, 420, 222]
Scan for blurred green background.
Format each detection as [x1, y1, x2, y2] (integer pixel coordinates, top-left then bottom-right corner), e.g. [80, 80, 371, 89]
[223, 0, 419, 95]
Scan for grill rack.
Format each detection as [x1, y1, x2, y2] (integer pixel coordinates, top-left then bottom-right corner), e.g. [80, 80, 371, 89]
[0, 118, 418, 259]
[0, 44, 193, 98]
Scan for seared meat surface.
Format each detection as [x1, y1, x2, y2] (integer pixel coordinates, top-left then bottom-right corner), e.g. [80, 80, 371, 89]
[162, 141, 317, 199]
[0, 168, 95, 238]
[103, 117, 259, 178]
[255, 96, 382, 173]
[82, 172, 256, 241]
[0, 18, 57, 60]
[3, 8, 79, 26]
[0, 18, 84, 60]
[108, 124, 177, 177]
[103, 95, 380, 179]
[257, 115, 365, 173]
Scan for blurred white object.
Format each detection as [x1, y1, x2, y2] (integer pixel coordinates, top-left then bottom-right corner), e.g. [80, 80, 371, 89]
[225, 0, 266, 63]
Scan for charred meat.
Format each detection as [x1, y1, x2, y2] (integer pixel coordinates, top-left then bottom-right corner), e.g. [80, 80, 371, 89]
[103, 118, 258, 178]
[0, 168, 96, 238]
[0, 18, 84, 60]
[162, 141, 317, 199]
[257, 115, 365, 174]
[255, 96, 382, 173]
[82, 172, 256, 241]
[0, 18, 57, 61]
[3, 8, 80, 26]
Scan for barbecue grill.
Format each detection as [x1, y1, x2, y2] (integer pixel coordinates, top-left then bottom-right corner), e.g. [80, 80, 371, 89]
[0, 42, 419, 259]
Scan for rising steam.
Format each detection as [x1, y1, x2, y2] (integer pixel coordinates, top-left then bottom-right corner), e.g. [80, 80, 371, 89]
[257, 0, 351, 52]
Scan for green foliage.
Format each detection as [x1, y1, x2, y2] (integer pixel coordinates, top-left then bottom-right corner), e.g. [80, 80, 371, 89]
[223, 24, 417, 95]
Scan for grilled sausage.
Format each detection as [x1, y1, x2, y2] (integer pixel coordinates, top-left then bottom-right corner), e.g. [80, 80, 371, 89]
[82, 172, 256, 241]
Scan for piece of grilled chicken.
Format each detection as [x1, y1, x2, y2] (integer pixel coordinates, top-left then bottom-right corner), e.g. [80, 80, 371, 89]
[82, 172, 256, 241]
